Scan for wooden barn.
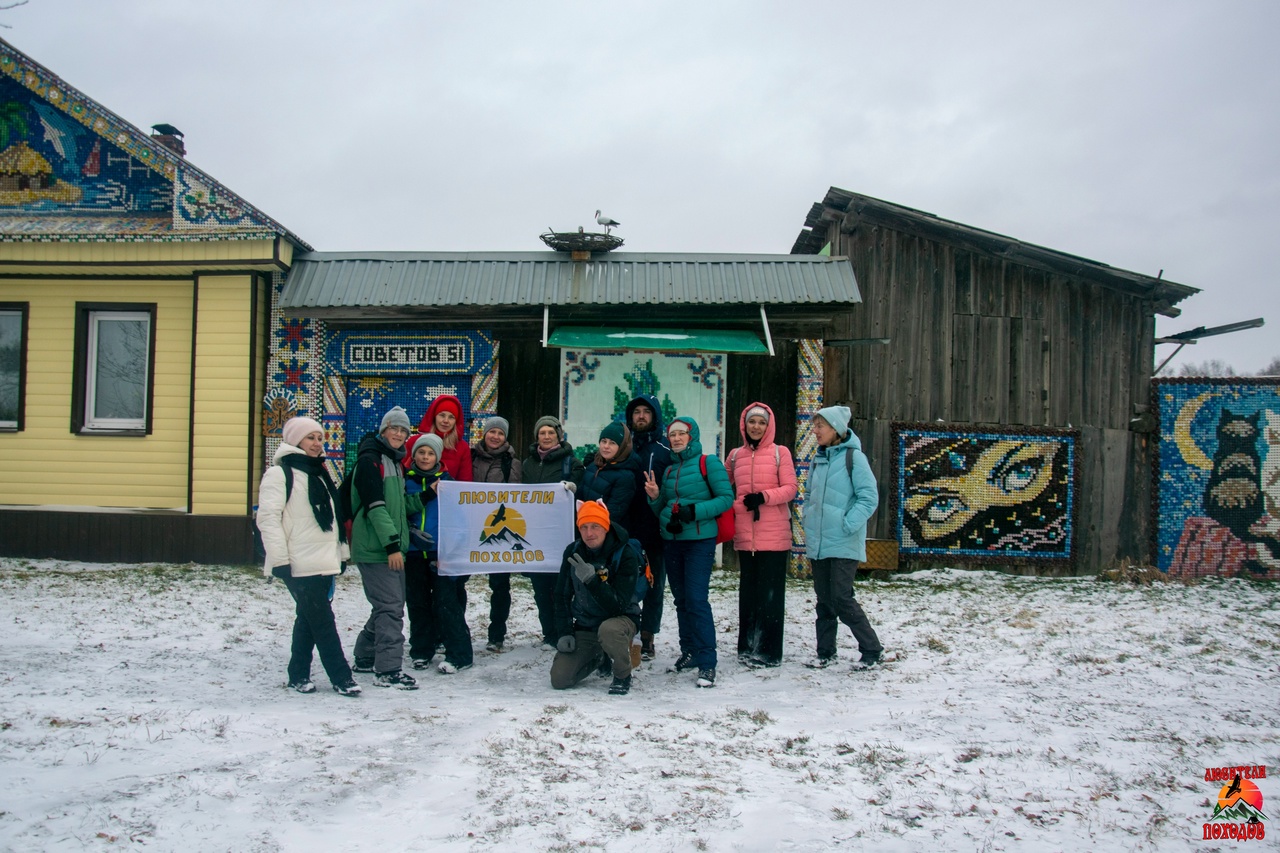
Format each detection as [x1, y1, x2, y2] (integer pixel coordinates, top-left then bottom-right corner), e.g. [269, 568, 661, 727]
[792, 187, 1198, 571]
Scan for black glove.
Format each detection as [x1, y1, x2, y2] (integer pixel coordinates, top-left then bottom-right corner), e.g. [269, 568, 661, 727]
[557, 635, 577, 654]
[677, 503, 696, 522]
[742, 492, 765, 512]
[271, 564, 290, 580]
[666, 517, 684, 534]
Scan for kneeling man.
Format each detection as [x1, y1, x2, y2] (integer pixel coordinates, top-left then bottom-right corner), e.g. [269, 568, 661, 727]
[551, 500, 642, 695]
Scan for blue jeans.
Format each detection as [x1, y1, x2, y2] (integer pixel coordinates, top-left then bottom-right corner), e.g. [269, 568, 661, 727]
[665, 537, 717, 669]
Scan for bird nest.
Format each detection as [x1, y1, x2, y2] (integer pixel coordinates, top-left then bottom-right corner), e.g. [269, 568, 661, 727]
[539, 231, 624, 253]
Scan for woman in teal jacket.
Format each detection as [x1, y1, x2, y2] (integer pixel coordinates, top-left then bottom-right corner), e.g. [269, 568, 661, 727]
[801, 405, 883, 669]
[643, 416, 734, 687]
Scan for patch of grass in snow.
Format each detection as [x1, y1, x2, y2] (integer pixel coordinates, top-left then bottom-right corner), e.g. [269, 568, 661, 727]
[925, 636, 951, 654]
[724, 707, 772, 726]
[1007, 608, 1039, 628]
[1064, 652, 1110, 665]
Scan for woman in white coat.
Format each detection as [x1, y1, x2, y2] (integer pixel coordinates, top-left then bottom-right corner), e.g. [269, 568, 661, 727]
[257, 417, 362, 696]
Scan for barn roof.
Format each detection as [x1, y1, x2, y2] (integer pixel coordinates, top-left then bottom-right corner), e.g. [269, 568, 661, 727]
[793, 187, 1197, 317]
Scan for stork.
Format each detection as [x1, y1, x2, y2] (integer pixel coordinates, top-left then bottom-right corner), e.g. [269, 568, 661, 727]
[595, 209, 620, 234]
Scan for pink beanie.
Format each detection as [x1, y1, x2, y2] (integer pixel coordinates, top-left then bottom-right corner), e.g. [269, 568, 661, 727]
[282, 417, 324, 448]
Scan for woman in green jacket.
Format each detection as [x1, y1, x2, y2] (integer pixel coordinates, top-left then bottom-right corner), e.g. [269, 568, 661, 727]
[643, 416, 733, 687]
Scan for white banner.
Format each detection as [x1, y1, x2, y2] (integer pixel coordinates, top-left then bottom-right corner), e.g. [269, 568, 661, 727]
[436, 481, 575, 576]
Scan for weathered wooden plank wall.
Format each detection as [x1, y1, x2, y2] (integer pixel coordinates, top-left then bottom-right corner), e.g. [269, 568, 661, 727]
[820, 220, 1155, 572]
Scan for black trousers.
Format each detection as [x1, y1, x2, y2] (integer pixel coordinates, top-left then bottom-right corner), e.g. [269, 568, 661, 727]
[638, 538, 666, 635]
[405, 550, 438, 659]
[406, 551, 468, 660]
[528, 572, 558, 645]
[736, 550, 788, 664]
[810, 557, 882, 659]
[282, 573, 352, 686]
[487, 572, 512, 645]
[433, 572, 473, 667]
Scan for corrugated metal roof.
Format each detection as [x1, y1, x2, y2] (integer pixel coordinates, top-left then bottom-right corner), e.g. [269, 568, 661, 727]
[280, 251, 860, 310]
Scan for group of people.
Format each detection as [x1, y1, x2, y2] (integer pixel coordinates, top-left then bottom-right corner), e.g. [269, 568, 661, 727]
[255, 392, 883, 698]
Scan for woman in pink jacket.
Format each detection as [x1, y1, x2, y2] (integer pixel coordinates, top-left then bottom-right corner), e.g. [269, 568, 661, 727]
[728, 402, 798, 667]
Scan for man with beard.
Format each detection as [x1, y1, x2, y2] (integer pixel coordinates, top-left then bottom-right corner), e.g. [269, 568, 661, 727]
[624, 394, 671, 660]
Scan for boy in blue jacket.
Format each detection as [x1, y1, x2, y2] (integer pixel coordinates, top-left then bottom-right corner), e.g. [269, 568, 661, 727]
[404, 432, 473, 674]
[800, 405, 883, 669]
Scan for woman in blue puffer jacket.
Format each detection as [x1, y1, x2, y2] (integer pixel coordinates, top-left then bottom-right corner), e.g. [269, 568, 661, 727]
[800, 405, 884, 670]
[643, 416, 734, 688]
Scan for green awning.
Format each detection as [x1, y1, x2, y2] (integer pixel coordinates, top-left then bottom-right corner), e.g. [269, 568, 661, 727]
[546, 327, 769, 354]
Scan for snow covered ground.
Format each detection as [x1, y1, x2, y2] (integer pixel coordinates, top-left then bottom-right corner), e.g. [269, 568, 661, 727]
[0, 559, 1276, 852]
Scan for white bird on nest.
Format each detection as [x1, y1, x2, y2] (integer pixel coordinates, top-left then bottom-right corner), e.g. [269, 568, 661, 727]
[595, 209, 620, 234]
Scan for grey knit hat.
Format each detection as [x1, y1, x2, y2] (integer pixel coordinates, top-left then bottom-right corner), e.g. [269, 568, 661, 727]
[418, 432, 445, 458]
[379, 406, 412, 433]
[534, 415, 563, 439]
[482, 416, 510, 438]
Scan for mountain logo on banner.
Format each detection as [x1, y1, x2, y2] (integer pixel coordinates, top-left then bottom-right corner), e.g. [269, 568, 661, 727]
[479, 505, 533, 548]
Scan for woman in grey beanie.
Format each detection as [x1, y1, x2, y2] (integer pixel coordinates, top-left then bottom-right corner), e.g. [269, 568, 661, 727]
[470, 414, 523, 651]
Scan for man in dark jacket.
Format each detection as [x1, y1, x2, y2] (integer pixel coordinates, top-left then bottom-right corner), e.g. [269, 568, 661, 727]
[551, 500, 642, 696]
[625, 395, 671, 660]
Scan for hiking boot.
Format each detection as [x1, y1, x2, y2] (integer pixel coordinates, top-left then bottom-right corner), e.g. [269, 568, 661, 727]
[851, 653, 883, 671]
[595, 655, 613, 678]
[486, 641, 504, 653]
[288, 679, 316, 694]
[696, 668, 716, 688]
[332, 679, 363, 697]
[410, 658, 432, 670]
[437, 660, 473, 674]
[609, 675, 632, 696]
[803, 655, 836, 669]
[640, 631, 656, 661]
[668, 651, 695, 673]
[374, 670, 418, 690]
[352, 658, 375, 673]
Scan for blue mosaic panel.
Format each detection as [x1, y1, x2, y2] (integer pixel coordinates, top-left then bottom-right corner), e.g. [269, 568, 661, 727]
[1154, 379, 1280, 579]
[893, 423, 1077, 563]
[0, 74, 171, 215]
[344, 376, 471, 469]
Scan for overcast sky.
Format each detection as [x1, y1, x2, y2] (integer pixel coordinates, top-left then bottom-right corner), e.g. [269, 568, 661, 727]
[7, 1, 1278, 373]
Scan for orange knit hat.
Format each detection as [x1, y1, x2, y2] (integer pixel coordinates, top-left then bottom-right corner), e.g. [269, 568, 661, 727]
[576, 499, 610, 531]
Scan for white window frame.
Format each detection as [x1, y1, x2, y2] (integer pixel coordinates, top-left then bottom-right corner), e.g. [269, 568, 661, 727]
[84, 310, 151, 431]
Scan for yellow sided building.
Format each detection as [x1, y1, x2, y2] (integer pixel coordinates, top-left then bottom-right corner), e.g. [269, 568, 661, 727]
[0, 38, 306, 562]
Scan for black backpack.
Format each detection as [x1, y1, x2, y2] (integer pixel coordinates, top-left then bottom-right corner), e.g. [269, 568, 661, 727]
[253, 466, 296, 564]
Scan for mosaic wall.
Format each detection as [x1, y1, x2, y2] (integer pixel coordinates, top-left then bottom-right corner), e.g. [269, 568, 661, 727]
[261, 305, 498, 478]
[560, 350, 727, 458]
[789, 338, 824, 573]
[1154, 378, 1280, 580]
[892, 423, 1078, 564]
[0, 42, 278, 239]
[0, 74, 170, 214]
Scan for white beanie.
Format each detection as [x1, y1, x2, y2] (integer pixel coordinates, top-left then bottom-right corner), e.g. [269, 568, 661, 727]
[282, 416, 324, 448]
